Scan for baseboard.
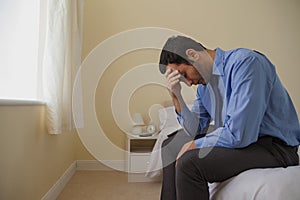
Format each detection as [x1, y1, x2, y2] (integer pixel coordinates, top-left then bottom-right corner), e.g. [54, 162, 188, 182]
[42, 160, 126, 200]
[76, 160, 127, 171]
[41, 161, 77, 200]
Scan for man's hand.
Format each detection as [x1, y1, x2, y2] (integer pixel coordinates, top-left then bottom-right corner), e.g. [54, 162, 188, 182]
[176, 141, 197, 165]
[165, 68, 182, 98]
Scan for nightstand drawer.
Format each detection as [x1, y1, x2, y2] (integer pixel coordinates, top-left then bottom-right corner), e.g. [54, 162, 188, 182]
[130, 154, 150, 173]
[127, 134, 158, 182]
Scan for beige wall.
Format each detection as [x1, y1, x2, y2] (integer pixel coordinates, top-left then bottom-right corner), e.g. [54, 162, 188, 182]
[0, 105, 76, 200]
[79, 0, 300, 160]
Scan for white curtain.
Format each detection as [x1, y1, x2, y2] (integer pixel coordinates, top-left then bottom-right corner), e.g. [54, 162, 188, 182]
[42, 0, 84, 134]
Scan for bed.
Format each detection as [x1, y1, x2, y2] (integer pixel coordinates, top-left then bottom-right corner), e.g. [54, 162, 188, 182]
[146, 105, 300, 200]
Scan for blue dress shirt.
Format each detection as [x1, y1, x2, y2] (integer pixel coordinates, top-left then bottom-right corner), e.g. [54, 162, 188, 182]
[178, 48, 300, 148]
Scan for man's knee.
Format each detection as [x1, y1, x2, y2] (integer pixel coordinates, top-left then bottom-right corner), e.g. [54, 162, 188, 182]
[176, 148, 215, 175]
[176, 150, 200, 174]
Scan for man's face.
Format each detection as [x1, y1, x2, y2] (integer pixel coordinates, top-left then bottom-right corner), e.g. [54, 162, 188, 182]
[167, 63, 207, 85]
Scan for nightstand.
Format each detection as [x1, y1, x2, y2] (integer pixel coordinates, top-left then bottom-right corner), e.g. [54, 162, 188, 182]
[127, 134, 160, 182]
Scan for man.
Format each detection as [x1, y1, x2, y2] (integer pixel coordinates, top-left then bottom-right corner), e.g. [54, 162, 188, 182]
[159, 35, 300, 200]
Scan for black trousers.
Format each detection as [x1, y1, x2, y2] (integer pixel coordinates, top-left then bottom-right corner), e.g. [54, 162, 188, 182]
[160, 131, 299, 200]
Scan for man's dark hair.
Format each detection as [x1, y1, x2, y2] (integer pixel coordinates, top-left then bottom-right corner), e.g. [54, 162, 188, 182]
[159, 35, 206, 74]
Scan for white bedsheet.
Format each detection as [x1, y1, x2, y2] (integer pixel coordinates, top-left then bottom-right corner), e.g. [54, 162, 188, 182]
[146, 105, 182, 178]
[209, 165, 300, 200]
[145, 126, 181, 178]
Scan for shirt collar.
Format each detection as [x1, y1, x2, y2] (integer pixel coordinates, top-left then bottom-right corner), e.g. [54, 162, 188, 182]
[212, 48, 225, 76]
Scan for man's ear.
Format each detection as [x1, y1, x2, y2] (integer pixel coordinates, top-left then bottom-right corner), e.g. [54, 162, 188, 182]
[185, 49, 198, 62]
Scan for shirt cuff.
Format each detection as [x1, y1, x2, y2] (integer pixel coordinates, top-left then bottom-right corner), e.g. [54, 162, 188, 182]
[194, 137, 204, 148]
[194, 128, 223, 148]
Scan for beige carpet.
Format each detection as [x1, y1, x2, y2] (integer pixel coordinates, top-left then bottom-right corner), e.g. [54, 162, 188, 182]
[57, 171, 162, 200]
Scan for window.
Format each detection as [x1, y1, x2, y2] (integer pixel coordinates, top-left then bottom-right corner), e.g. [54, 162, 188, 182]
[0, 0, 40, 100]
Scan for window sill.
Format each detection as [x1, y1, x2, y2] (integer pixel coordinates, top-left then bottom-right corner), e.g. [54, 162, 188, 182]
[0, 99, 45, 106]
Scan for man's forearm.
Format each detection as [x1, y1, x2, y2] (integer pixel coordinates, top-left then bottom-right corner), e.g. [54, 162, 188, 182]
[169, 89, 188, 114]
[170, 91, 182, 113]
[172, 92, 204, 138]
